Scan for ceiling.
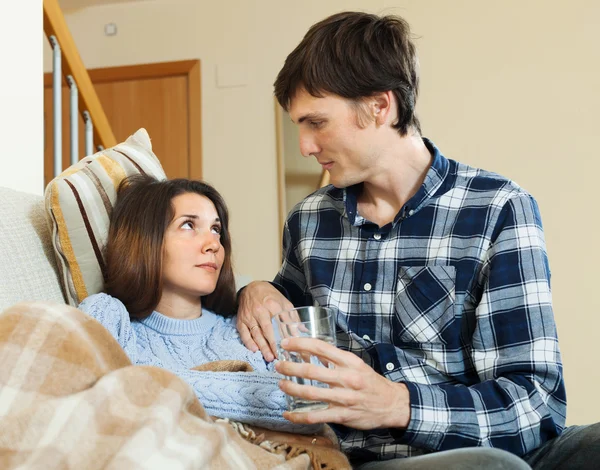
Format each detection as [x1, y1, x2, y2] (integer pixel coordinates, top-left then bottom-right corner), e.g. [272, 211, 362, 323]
[58, 0, 154, 13]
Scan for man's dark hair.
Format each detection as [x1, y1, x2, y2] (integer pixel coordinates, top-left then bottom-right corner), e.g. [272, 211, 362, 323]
[274, 11, 421, 136]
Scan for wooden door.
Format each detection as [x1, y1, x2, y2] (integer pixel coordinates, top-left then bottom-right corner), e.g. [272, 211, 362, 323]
[44, 60, 201, 187]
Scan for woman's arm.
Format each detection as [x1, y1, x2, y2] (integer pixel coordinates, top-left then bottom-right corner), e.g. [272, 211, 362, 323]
[78, 293, 138, 362]
[184, 318, 320, 433]
[175, 367, 321, 434]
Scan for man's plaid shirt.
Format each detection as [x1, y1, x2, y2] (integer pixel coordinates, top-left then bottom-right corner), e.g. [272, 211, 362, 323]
[274, 139, 566, 463]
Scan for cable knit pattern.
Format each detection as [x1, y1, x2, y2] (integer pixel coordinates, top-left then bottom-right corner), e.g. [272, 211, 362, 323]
[78, 293, 317, 434]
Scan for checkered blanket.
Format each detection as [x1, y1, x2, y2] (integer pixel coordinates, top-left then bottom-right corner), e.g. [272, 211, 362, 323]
[0, 302, 349, 469]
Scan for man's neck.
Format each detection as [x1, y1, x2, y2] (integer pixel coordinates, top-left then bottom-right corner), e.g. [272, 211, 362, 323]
[357, 134, 432, 227]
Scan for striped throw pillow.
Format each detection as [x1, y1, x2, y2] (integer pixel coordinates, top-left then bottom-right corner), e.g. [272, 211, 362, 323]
[45, 128, 167, 306]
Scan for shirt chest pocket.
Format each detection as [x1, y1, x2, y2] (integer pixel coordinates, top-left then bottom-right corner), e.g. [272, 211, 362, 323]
[394, 266, 456, 345]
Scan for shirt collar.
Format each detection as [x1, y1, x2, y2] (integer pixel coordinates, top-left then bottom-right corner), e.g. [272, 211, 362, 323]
[343, 137, 449, 227]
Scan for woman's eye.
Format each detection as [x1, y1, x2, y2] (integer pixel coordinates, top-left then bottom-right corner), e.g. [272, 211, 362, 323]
[181, 221, 194, 230]
[211, 225, 222, 235]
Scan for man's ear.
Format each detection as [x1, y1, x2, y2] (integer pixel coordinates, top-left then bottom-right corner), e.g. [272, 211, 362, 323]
[371, 91, 393, 126]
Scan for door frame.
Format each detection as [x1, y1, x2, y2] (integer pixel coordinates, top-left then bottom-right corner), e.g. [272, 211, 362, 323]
[44, 59, 202, 179]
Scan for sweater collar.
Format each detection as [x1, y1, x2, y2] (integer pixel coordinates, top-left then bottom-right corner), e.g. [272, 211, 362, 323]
[139, 308, 220, 335]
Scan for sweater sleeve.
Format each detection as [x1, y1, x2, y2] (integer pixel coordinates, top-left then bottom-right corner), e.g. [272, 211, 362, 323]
[180, 316, 320, 433]
[174, 367, 321, 434]
[78, 293, 138, 363]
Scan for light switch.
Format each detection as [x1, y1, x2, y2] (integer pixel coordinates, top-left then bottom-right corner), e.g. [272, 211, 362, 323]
[104, 23, 117, 37]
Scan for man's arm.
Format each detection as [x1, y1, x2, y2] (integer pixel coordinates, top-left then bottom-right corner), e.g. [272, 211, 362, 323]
[271, 219, 313, 306]
[236, 220, 309, 360]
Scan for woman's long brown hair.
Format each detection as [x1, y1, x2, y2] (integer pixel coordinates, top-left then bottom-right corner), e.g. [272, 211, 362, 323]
[104, 175, 236, 319]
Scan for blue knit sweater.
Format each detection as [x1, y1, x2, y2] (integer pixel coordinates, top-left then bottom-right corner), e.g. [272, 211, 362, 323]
[78, 293, 316, 433]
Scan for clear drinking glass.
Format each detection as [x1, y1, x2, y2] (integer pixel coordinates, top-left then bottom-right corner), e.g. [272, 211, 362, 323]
[272, 306, 337, 412]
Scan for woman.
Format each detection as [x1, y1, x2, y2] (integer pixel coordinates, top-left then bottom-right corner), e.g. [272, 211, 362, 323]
[79, 175, 314, 433]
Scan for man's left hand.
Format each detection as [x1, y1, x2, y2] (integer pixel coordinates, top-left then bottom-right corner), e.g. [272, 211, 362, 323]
[275, 337, 411, 430]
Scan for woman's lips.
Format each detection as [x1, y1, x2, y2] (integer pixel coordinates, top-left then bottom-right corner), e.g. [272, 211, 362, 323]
[197, 263, 218, 272]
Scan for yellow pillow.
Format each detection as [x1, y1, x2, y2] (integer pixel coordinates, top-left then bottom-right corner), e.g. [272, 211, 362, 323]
[45, 128, 167, 306]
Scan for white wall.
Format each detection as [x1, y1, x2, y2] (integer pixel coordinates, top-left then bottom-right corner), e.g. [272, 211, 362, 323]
[1, 0, 43, 195]
[47, 0, 600, 426]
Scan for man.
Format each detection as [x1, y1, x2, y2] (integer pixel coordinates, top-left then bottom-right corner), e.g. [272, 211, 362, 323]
[236, 11, 598, 469]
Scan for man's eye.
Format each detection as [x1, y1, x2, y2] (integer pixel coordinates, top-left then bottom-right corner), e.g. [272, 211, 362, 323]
[310, 121, 323, 129]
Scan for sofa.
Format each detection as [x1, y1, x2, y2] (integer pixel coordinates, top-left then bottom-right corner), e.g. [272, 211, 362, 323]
[1, 133, 162, 311]
[0, 186, 66, 312]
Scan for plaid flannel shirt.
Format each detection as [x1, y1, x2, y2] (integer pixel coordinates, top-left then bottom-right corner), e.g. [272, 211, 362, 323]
[273, 139, 566, 463]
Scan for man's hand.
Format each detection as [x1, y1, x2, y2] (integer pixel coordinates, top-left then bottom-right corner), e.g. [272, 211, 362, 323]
[236, 281, 294, 362]
[275, 337, 411, 430]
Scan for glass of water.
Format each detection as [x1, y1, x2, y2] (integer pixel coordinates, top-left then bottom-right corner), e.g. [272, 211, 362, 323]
[272, 306, 337, 413]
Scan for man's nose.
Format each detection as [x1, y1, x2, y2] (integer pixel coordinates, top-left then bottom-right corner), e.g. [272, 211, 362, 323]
[299, 133, 319, 158]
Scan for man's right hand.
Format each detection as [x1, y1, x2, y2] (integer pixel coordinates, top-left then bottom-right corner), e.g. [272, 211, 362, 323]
[236, 281, 294, 362]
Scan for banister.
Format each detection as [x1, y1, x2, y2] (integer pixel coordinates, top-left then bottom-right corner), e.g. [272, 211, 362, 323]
[43, 0, 117, 150]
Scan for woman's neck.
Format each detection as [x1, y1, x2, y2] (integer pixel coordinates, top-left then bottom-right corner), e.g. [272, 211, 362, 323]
[155, 293, 202, 320]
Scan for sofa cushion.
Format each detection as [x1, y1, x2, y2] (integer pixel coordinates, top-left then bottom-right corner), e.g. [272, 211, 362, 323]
[45, 128, 167, 306]
[0, 187, 66, 311]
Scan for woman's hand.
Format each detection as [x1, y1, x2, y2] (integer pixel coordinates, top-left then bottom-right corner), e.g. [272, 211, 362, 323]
[236, 281, 294, 362]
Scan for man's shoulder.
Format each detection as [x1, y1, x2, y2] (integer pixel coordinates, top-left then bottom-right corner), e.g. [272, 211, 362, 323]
[289, 185, 344, 217]
[448, 159, 530, 200]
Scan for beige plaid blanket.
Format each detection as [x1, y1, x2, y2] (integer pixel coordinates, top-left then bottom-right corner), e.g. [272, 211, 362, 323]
[0, 302, 350, 469]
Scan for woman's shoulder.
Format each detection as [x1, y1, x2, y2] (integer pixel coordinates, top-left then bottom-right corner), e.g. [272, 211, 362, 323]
[203, 310, 239, 338]
[78, 293, 138, 360]
[203, 311, 272, 371]
[78, 292, 131, 328]
[79, 292, 127, 312]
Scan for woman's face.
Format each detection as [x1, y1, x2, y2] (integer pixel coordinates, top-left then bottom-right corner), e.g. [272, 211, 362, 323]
[161, 192, 225, 303]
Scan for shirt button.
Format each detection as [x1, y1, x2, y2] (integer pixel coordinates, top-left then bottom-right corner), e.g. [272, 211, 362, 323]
[386, 362, 395, 371]
[408, 209, 415, 216]
[373, 233, 381, 240]
[364, 283, 372, 291]
[362, 334, 371, 341]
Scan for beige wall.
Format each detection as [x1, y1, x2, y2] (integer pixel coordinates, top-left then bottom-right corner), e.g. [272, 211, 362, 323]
[47, 0, 600, 426]
[281, 109, 322, 214]
[1, 0, 43, 195]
